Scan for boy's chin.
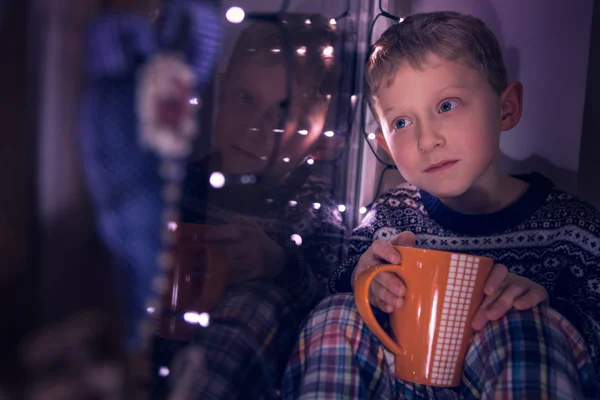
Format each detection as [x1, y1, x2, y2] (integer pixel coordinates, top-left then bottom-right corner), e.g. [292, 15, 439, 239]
[416, 178, 472, 200]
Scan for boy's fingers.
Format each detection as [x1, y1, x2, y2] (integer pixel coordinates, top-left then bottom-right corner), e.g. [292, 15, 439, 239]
[471, 287, 504, 331]
[514, 288, 548, 310]
[483, 264, 509, 296]
[370, 240, 401, 264]
[374, 272, 406, 297]
[370, 279, 403, 309]
[368, 291, 394, 313]
[486, 284, 527, 319]
[389, 231, 416, 247]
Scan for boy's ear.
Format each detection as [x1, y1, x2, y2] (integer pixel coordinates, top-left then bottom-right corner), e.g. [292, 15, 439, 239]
[374, 128, 392, 156]
[499, 81, 523, 131]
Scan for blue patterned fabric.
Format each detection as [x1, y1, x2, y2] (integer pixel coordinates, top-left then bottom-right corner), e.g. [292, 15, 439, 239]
[79, 1, 222, 349]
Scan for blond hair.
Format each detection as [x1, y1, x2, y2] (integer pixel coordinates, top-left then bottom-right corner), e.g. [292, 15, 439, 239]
[366, 11, 507, 105]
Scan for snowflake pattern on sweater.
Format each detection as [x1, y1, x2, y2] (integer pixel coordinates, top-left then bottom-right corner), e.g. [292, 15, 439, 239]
[329, 173, 600, 375]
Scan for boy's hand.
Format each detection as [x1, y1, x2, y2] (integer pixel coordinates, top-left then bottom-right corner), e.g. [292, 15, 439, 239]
[471, 264, 549, 331]
[351, 231, 416, 313]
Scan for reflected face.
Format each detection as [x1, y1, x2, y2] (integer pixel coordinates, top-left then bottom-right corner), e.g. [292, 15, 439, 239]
[215, 60, 330, 178]
[375, 54, 502, 199]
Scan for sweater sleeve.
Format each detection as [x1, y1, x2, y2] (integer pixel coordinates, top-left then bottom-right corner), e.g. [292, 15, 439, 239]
[328, 193, 395, 295]
[551, 205, 600, 375]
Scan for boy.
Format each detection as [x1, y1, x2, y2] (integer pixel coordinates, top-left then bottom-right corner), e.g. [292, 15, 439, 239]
[153, 14, 348, 399]
[283, 11, 600, 399]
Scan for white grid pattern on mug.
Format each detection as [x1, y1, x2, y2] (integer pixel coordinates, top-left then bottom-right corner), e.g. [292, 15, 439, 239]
[431, 254, 480, 386]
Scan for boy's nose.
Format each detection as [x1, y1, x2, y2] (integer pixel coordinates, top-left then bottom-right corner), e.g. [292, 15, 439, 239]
[417, 129, 445, 153]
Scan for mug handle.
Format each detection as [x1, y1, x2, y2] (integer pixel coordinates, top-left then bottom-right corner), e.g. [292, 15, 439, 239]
[354, 264, 406, 356]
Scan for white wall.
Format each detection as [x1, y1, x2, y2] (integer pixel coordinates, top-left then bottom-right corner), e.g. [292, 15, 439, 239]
[410, 0, 594, 193]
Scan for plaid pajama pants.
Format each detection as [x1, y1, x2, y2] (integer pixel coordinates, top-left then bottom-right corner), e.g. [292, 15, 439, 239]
[153, 281, 304, 400]
[283, 293, 600, 399]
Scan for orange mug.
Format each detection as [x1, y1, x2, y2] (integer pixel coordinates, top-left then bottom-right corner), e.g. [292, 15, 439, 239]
[354, 247, 493, 387]
[157, 223, 229, 341]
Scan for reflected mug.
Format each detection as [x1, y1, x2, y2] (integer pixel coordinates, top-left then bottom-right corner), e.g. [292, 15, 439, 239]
[354, 247, 493, 386]
[157, 222, 229, 341]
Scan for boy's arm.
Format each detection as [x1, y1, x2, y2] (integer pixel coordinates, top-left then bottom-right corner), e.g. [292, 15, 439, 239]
[327, 199, 389, 295]
[552, 255, 600, 375]
[550, 211, 600, 375]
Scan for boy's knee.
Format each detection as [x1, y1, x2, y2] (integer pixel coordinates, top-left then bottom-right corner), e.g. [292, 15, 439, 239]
[472, 306, 585, 352]
[314, 293, 355, 311]
[303, 293, 359, 331]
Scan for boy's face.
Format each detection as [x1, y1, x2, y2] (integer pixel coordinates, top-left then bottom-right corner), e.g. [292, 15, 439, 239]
[375, 54, 504, 199]
[215, 60, 329, 179]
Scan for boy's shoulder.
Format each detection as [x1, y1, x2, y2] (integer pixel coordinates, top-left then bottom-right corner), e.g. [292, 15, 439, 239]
[535, 185, 600, 231]
[362, 181, 425, 219]
[370, 181, 423, 209]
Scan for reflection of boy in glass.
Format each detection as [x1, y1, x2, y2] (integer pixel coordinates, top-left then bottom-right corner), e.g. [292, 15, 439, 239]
[153, 14, 347, 399]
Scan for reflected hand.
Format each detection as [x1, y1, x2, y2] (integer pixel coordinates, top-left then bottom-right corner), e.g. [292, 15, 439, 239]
[204, 216, 284, 285]
[351, 232, 416, 313]
[471, 264, 549, 331]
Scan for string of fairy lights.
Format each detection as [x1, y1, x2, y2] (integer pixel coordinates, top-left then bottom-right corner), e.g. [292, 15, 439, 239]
[219, 0, 403, 219]
[154, 2, 405, 393]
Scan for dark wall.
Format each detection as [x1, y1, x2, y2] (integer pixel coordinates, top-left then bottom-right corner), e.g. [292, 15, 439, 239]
[578, 2, 600, 208]
[0, 0, 38, 384]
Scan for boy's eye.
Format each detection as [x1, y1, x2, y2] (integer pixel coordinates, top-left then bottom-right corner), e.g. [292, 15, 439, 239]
[438, 99, 459, 113]
[393, 118, 412, 130]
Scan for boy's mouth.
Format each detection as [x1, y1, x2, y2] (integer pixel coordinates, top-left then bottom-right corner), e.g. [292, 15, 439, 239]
[424, 160, 459, 173]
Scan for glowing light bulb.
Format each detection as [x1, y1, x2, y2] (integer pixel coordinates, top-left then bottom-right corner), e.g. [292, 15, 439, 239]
[367, 133, 376, 140]
[282, 157, 290, 163]
[399, 17, 405, 23]
[184, 312, 199, 323]
[338, 205, 346, 212]
[147, 307, 155, 314]
[159, 367, 170, 377]
[226, 7, 245, 23]
[291, 234, 303, 246]
[329, 18, 337, 25]
[271, 48, 281, 53]
[322, 45, 334, 57]
[209, 172, 225, 188]
[189, 98, 199, 105]
[167, 221, 178, 231]
[305, 18, 311, 25]
[198, 312, 210, 327]
[289, 200, 298, 206]
[359, 206, 367, 214]
[298, 129, 308, 135]
[296, 46, 306, 56]
[324, 131, 335, 137]
[351, 95, 357, 107]
[183, 312, 210, 327]
[307, 158, 315, 165]
[313, 202, 321, 210]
